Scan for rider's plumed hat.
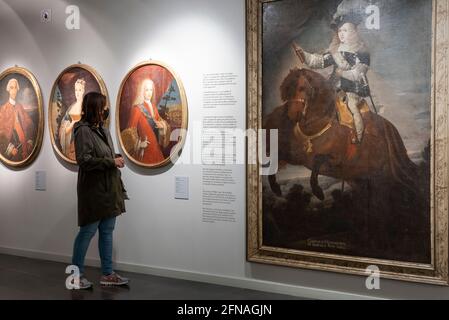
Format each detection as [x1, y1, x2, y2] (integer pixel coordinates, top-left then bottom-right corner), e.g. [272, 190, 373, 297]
[331, 11, 363, 30]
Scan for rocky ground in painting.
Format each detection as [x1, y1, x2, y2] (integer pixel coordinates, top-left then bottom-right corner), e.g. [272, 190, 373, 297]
[262, 143, 431, 264]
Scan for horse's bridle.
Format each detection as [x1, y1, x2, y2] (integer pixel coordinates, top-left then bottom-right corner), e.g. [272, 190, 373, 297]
[289, 96, 333, 154]
[287, 74, 332, 153]
[288, 98, 308, 117]
[294, 121, 333, 154]
[289, 75, 315, 117]
[289, 98, 306, 103]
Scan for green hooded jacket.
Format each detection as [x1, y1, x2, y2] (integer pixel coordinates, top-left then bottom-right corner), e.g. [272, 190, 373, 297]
[74, 120, 127, 226]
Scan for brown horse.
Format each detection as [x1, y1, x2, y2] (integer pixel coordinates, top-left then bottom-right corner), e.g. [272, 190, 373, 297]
[265, 68, 420, 200]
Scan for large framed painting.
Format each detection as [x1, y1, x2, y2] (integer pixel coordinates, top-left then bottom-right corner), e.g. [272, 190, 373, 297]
[247, 0, 449, 284]
[116, 60, 188, 168]
[49, 64, 109, 164]
[0, 66, 44, 168]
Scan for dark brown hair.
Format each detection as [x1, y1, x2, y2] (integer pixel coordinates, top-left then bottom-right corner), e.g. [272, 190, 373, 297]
[81, 92, 106, 125]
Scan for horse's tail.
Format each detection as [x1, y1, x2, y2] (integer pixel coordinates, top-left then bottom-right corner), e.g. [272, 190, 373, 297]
[382, 119, 420, 193]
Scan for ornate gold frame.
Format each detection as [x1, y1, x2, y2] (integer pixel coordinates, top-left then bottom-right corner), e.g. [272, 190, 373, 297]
[246, 0, 449, 285]
[0, 66, 44, 168]
[115, 60, 188, 168]
[48, 64, 110, 165]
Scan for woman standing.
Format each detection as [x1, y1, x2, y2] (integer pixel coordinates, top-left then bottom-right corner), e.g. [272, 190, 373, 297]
[71, 92, 129, 289]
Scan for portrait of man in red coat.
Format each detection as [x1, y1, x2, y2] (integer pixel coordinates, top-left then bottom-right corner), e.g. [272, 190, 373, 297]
[119, 63, 187, 167]
[127, 78, 170, 164]
[0, 78, 35, 161]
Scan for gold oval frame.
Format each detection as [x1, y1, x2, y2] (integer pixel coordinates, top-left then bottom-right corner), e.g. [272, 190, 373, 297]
[0, 66, 44, 168]
[116, 60, 188, 168]
[48, 64, 110, 165]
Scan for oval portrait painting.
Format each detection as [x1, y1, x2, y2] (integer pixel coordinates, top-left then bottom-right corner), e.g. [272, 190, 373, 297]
[0, 67, 44, 168]
[49, 64, 109, 164]
[117, 61, 188, 168]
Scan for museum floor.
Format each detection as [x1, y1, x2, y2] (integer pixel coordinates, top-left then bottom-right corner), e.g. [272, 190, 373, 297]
[0, 254, 301, 300]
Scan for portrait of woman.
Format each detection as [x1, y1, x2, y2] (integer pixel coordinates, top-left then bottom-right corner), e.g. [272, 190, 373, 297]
[117, 61, 188, 168]
[0, 66, 43, 167]
[49, 64, 109, 164]
[58, 78, 86, 159]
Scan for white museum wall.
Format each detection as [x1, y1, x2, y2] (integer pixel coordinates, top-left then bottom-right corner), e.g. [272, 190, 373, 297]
[0, 0, 447, 299]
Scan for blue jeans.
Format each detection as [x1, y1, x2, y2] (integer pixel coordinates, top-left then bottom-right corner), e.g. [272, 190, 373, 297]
[72, 217, 116, 276]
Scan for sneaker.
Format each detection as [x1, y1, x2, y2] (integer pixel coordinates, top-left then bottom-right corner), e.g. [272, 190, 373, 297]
[100, 272, 129, 286]
[71, 276, 92, 290]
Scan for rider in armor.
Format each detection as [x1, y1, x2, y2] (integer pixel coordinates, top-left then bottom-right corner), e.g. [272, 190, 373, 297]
[293, 13, 370, 144]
